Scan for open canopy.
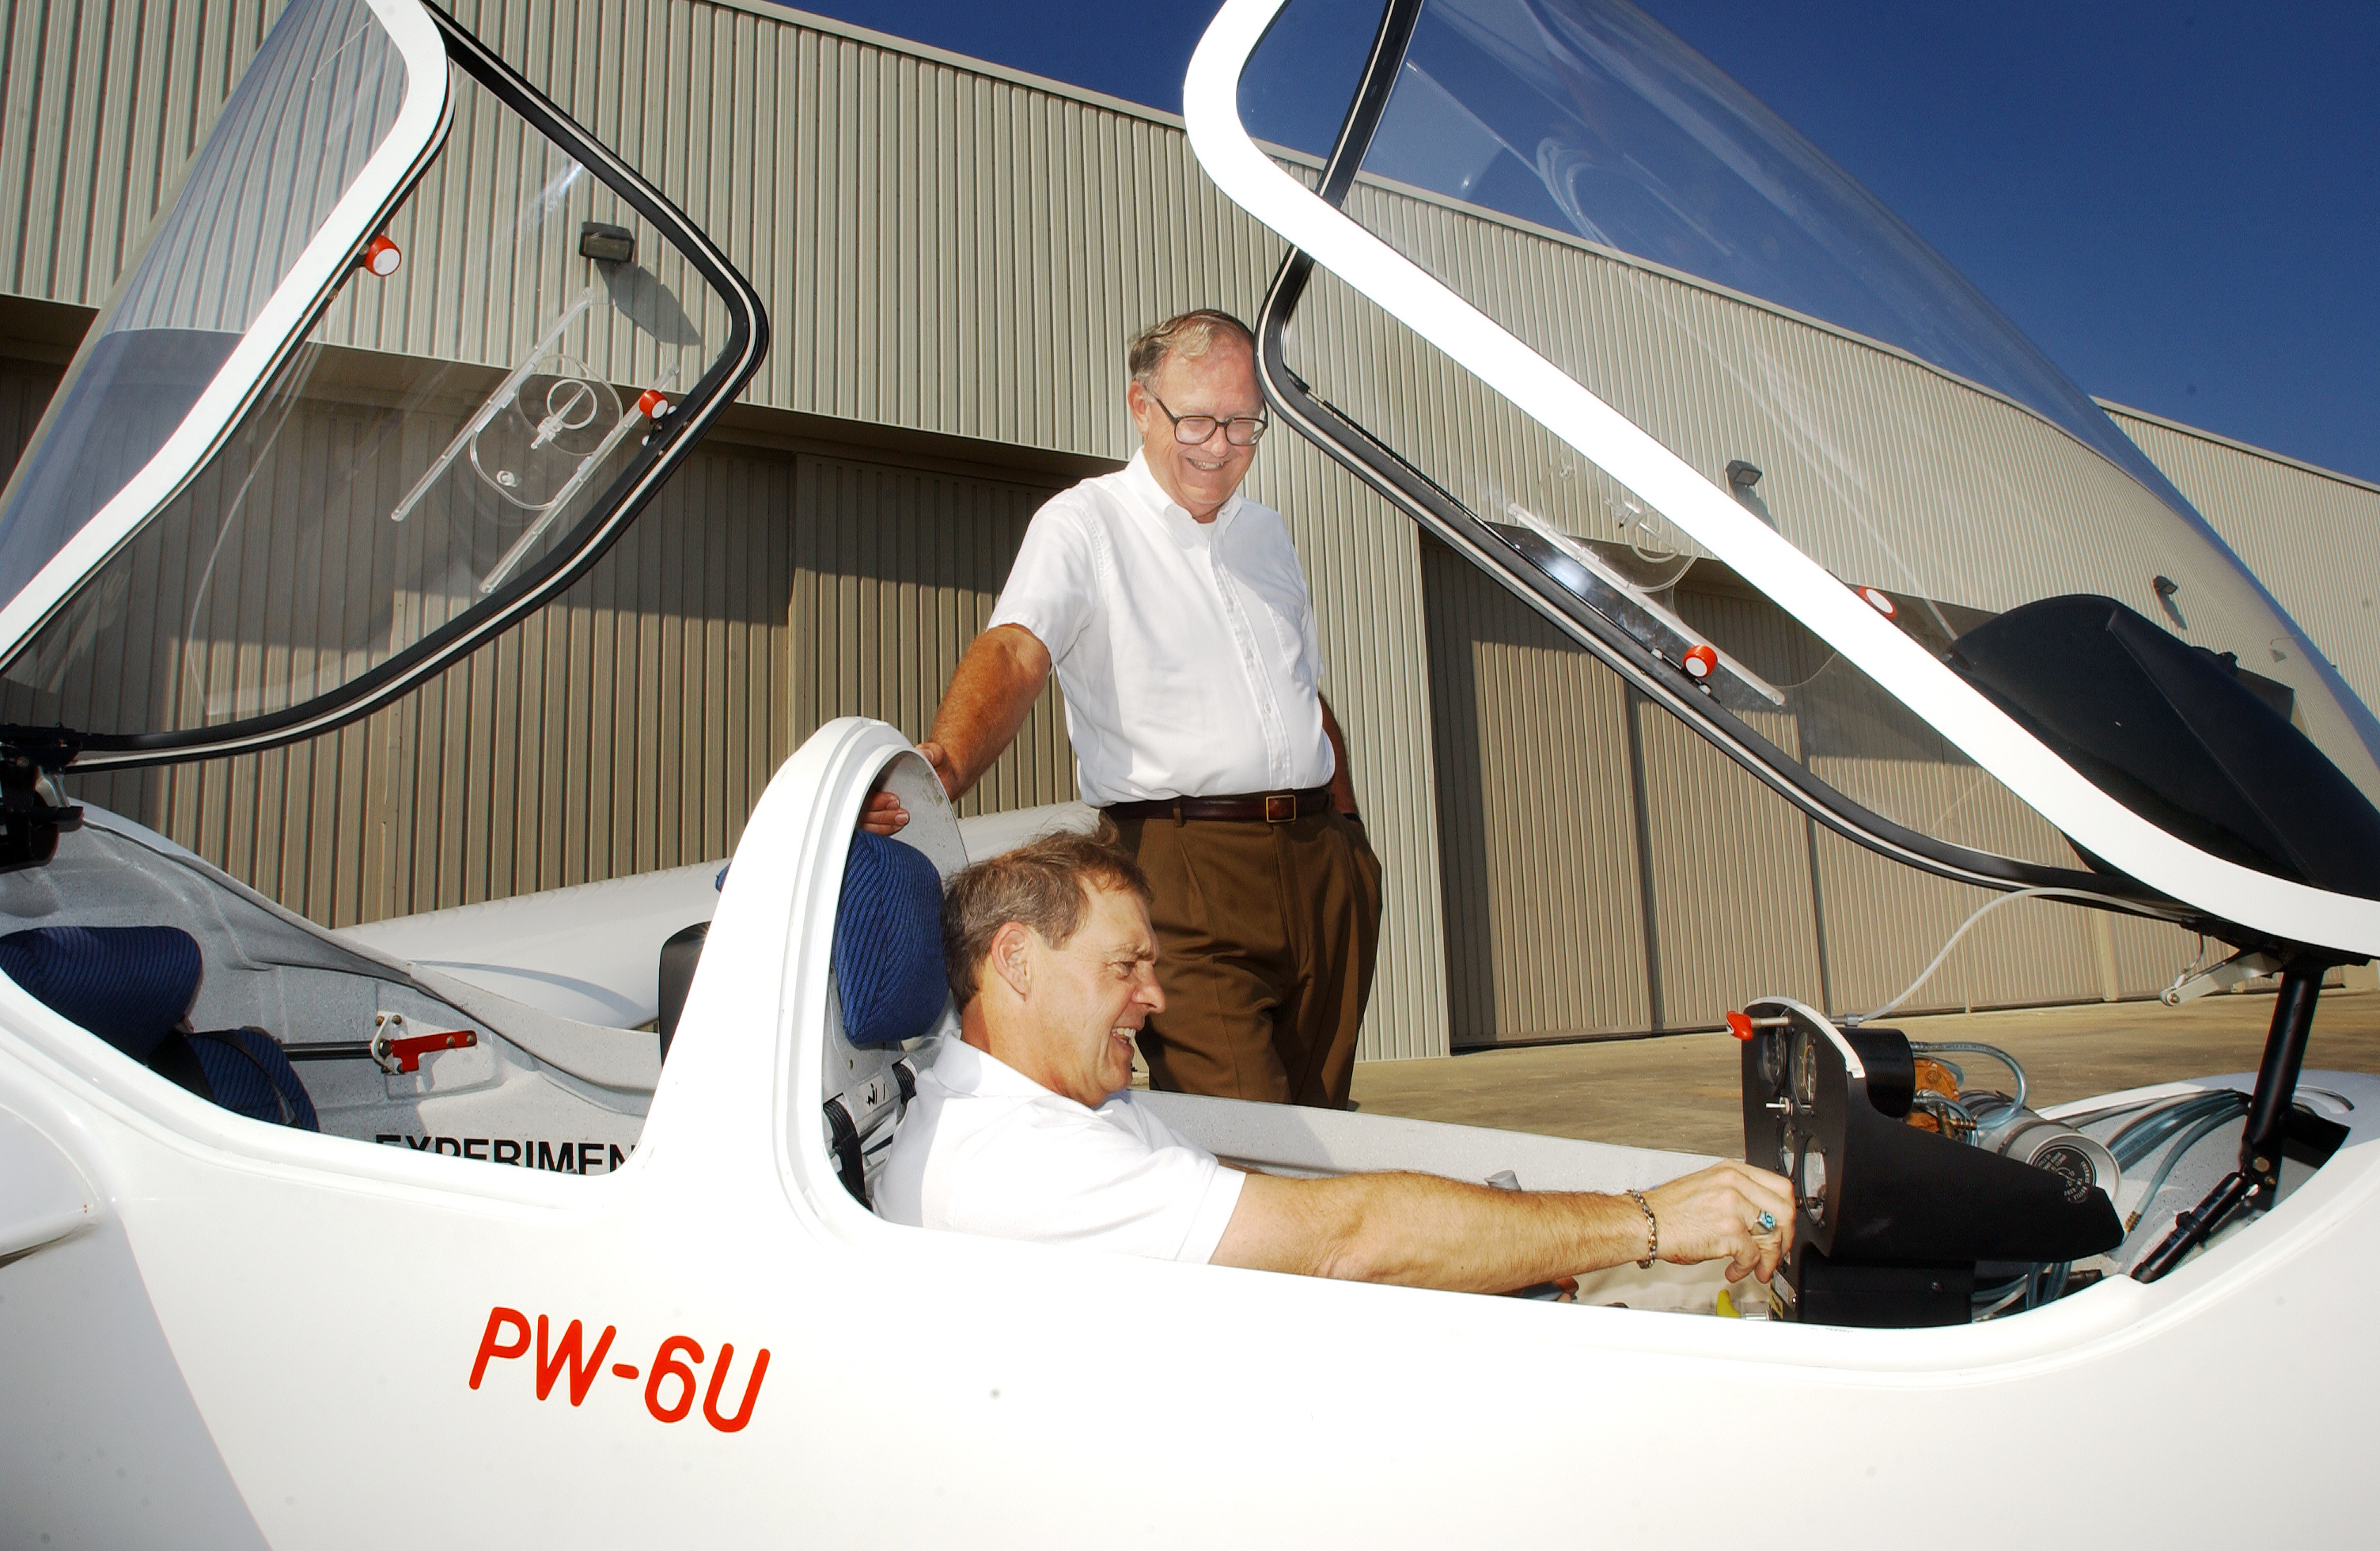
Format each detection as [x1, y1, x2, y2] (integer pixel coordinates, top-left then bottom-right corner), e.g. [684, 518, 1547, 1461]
[0, 0, 764, 766]
[1188, 0, 2380, 958]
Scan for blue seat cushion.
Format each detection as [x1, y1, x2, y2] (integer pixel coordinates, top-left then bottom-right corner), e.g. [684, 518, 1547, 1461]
[831, 832, 947, 1047]
[0, 924, 203, 1063]
[187, 1027, 320, 1130]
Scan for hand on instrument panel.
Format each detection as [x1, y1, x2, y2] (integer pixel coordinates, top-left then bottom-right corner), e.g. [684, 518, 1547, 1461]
[1644, 1161, 1796, 1284]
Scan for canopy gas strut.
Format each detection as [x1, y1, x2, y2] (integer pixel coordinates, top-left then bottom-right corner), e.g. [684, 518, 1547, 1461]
[2134, 952, 2341, 1282]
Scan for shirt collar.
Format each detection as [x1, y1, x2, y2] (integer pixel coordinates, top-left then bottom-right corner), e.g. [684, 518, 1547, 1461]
[1124, 449, 1242, 539]
[930, 1035, 1105, 1109]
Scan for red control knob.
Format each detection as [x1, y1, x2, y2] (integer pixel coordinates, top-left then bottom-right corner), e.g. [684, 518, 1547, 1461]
[1726, 1010, 1755, 1041]
[1859, 586, 1897, 617]
[636, 388, 671, 420]
[362, 235, 402, 276]
[1683, 643, 1717, 679]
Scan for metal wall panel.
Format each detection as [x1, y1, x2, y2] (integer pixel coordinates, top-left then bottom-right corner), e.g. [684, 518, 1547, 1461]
[1422, 538, 1649, 1044]
[66, 429, 798, 927]
[1631, 683, 1826, 1029]
[0, 0, 1454, 1060]
[0, 0, 279, 309]
[111, 0, 406, 338]
[0, 353, 55, 468]
[789, 452, 1076, 817]
[1420, 526, 2199, 1039]
[2108, 403, 2380, 715]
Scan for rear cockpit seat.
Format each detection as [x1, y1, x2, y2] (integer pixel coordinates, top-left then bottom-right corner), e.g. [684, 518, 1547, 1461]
[0, 923, 319, 1129]
[822, 829, 953, 1204]
[816, 749, 971, 1208]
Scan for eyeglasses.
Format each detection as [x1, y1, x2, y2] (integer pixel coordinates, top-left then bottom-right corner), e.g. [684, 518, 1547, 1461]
[1147, 392, 1268, 447]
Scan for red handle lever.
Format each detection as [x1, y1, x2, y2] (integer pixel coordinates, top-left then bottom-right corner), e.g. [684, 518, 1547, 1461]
[385, 1029, 476, 1073]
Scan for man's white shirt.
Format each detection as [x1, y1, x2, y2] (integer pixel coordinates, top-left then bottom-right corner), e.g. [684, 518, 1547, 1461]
[875, 1037, 1247, 1264]
[987, 451, 1335, 806]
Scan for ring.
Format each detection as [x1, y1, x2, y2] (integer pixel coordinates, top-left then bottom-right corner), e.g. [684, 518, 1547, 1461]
[1755, 1210, 1777, 1234]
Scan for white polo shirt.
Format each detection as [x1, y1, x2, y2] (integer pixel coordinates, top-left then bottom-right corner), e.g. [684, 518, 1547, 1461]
[987, 452, 1336, 806]
[874, 1037, 1247, 1264]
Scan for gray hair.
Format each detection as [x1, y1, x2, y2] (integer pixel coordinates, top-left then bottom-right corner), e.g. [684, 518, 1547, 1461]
[1127, 309, 1256, 386]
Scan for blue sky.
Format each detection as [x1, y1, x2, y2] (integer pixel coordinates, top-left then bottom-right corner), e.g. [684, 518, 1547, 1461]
[776, 2, 2380, 486]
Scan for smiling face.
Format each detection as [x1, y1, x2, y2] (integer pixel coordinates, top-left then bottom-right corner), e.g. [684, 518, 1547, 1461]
[1126, 335, 1263, 523]
[1007, 883, 1165, 1107]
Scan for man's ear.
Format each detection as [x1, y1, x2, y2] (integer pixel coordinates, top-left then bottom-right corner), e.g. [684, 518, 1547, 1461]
[987, 920, 1036, 1002]
[1124, 377, 1153, 435]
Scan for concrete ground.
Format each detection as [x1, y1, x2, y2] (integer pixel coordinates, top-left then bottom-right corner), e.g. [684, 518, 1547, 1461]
[1347, 988, 2380, 1159]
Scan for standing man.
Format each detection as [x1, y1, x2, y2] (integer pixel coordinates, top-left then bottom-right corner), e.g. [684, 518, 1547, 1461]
[864, 309, 1381, 1109]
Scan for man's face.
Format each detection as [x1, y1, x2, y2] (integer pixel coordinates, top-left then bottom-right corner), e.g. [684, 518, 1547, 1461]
[1126, 337, 1262, 523]
[1021, 884, 1164, 1107]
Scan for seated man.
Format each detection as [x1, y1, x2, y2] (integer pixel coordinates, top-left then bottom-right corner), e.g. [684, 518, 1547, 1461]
[877, 830, 1794, 1292]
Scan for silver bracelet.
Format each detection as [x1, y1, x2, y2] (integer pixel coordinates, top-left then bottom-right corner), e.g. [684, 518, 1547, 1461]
[1626, 1188, 1658, 1268]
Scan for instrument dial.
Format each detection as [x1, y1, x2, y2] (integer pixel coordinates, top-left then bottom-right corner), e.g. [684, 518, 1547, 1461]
[1753, 1026, 1785, 1089]
[1793, 1030, 1819, 1108]
[1797, 1144, 1828, 1219]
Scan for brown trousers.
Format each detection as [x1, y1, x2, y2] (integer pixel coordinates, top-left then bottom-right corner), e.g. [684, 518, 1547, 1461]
[1116, 809, 1383, 1109]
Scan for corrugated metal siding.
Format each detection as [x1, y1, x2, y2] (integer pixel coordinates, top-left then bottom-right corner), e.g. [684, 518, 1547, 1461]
[66, 430, 797, 925]
[1422, 539, 1649, 1042]
[1422, 525, 2199, 1040]
[1631, 683, 1826, 1028]
[789, 453, 1076, 817]
[110, 0, 405, 337]
[2109, 403, 2380, 715]
[0, 0, 1454, 1060]
[0, 1, 277, 308]
[0, 354, 56, 468]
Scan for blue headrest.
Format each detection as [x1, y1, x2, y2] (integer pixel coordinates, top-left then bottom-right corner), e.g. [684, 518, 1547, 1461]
[0, 925, 204, 1062]
[831, 832, 948, 1047]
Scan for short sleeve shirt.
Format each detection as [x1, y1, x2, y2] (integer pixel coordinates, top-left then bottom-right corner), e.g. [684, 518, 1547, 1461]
[874, 1037, 1247, 1264]
[987, 452, 1335, 806]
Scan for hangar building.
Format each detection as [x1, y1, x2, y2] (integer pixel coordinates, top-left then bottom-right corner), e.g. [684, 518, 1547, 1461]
[3, 0, 2375, 1060]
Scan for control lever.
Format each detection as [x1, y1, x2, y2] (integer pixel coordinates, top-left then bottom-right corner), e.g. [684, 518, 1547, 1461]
[2136, 954, 2326, 1281]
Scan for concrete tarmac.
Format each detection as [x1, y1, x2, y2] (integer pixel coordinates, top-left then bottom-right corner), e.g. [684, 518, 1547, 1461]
[1348, 988, 2380, 1159]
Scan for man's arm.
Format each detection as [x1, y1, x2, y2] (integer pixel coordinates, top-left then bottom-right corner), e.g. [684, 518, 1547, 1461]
[861, 624, 1053, 836]
[1209, 1160, 1794, 1294]
[1319, 695, 1359, 821]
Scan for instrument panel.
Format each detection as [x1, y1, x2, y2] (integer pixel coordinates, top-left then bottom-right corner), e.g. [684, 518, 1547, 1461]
[1739, 998, 2123, 1325]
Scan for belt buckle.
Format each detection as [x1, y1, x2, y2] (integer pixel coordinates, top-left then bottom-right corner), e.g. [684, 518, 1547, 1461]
[1264, 793, 1295, 824]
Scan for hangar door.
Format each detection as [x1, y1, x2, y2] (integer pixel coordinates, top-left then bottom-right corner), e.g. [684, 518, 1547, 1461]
[1421, 538, 2200, 1045]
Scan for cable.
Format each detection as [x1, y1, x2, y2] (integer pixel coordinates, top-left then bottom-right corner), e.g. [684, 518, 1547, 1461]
[2110, 1091, 2245, 1168]
[2124, 1108, 2249, 1234]
[2051, 1094, 2177, 1132]
[1974, 1277, 2033, 1320]
[1849, 887, 2146, 1026]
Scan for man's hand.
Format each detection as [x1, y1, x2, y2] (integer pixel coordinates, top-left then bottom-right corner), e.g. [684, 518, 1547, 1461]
[858, 741, 961, 836]
[856, 626, 1052, 836]
[1643, 1161, 1797, 1284]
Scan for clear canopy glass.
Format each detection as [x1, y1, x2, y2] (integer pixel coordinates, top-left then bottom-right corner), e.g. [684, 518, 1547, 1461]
[0, 0, 412, 619]
[0, 0, 735, 746]
[1241, 0, 2380, 901]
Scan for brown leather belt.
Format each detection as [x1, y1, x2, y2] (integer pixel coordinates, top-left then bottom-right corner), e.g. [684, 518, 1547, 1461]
[1102, 784, 1336, 824]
